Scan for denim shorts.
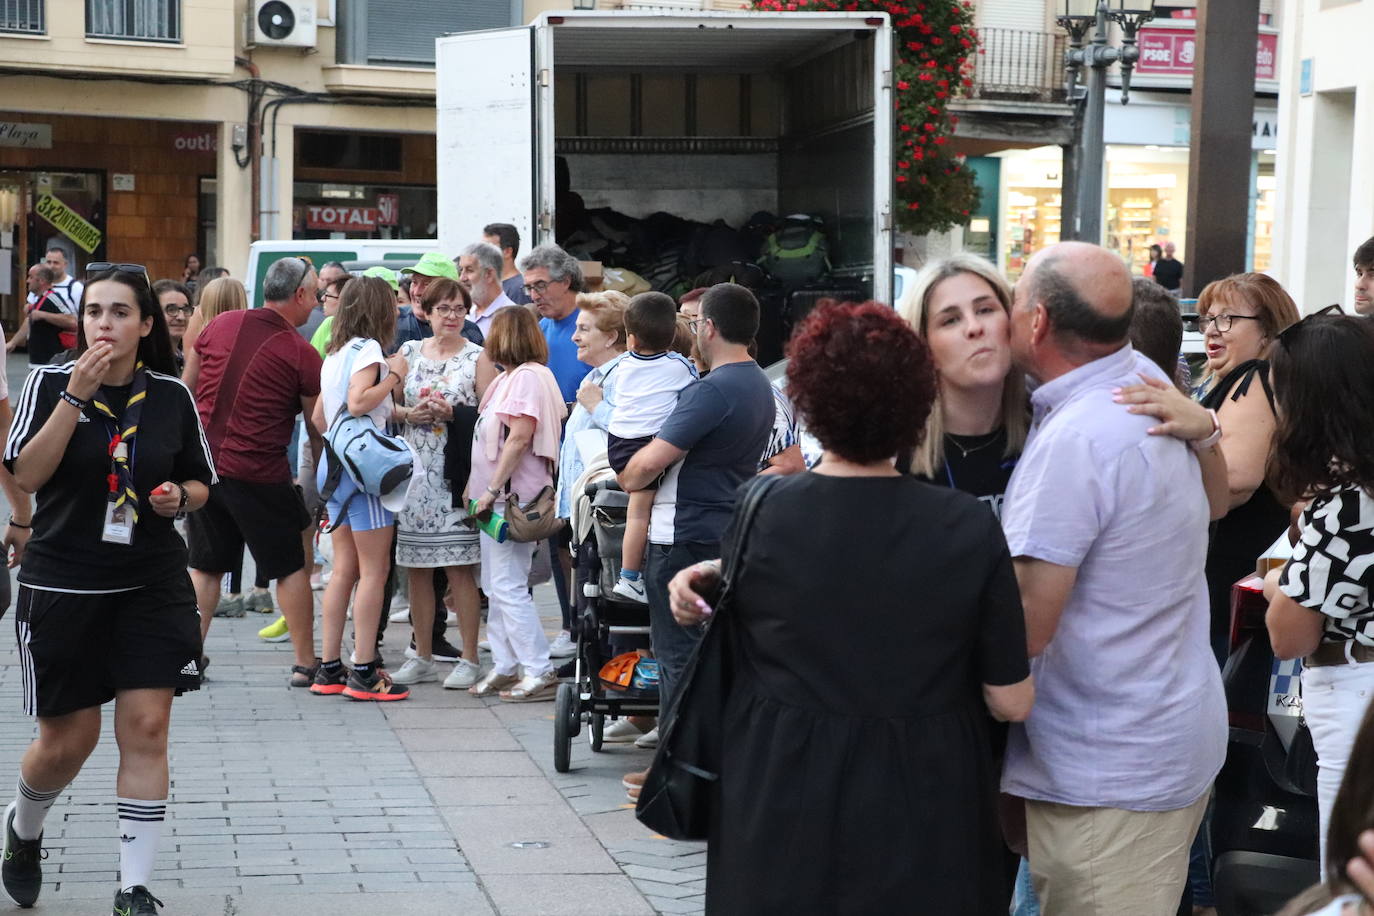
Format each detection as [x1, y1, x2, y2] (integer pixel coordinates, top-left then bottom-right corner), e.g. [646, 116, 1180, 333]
[318, 460, 393, 532]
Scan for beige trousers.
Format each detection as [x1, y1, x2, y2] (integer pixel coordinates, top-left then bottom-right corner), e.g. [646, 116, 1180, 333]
[1026, 793, 1209, 916]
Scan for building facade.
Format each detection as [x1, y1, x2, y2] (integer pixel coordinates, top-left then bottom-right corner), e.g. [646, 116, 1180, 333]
[1272, 0, 1373, 314]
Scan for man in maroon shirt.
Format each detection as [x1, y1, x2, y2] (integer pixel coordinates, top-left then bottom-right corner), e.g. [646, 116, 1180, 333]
[183, 257, 325, 684]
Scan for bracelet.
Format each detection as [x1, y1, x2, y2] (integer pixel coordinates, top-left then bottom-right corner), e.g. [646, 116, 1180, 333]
[175, 483, 189, 511]
[1190, 409, 1222, 452]
[59, 390, 87, 411]
[486, 485, 502, 497]
[387, 369, 402, 385]
[7, 519, 31, 530]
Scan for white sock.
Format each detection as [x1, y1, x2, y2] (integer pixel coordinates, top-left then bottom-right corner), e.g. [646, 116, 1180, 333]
[12, 776, 61, 840]
[117, 797, 166, 892]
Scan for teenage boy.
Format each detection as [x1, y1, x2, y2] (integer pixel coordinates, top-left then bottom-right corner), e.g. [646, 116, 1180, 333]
[1353, 236, 1374, 316]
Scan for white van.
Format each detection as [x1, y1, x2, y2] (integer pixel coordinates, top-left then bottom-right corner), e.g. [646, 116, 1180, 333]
[242, 239, 437, 308]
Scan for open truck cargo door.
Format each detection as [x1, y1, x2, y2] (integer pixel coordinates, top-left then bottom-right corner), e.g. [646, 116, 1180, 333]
[436, 26, 541, 258]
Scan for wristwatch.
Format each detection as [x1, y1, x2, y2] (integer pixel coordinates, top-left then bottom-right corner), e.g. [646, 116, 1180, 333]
[1190, 409, 1222, 452]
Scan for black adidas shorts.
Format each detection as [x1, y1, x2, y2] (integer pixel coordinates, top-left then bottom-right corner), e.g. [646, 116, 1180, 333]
[14, 575, 203, 718]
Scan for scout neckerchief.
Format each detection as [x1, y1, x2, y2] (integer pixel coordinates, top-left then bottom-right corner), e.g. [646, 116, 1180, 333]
[91, 362, 148, 523]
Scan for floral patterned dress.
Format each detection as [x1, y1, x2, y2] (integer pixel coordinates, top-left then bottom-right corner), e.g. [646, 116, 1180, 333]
[396, 339, 482, 567]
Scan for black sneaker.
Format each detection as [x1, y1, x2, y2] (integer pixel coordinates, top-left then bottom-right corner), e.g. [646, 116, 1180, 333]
[410, 638, 461, 663]
[341, 667, 410, 702]
[2, 800, 46, 908]
[112, 884, 163, 915]
[309, 663, 350, 696]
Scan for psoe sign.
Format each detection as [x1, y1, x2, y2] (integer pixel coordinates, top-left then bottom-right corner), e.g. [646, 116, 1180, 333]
[0, 121, 52, 149]
[305, 205, 381, 232]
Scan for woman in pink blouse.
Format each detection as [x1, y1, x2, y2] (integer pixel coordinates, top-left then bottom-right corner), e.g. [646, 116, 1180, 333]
[467, 307, 567, 702]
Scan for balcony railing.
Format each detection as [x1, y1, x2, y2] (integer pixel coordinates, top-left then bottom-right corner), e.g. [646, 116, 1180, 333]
[86, 0, 180, 42]
[964, 28, 1068, 104]
[0, 0, 45, 34]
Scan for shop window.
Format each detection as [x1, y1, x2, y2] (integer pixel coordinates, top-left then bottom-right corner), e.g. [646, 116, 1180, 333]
[1, 0, 45, 35]
[297, 131, 403, 173]
[86, 0, 180, 42]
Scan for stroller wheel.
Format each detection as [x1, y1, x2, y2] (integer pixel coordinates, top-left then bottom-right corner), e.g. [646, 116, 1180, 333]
[554, 682, 577, 773]
[588, 713, 605, 752]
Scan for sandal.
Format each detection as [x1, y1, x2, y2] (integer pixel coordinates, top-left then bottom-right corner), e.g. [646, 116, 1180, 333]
[289, 658, 322, 689]
[499, 671, 559, 703]
[468, 671, 519, 698]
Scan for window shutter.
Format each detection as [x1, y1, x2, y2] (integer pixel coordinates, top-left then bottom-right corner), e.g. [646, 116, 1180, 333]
[367, 0, 513, 66]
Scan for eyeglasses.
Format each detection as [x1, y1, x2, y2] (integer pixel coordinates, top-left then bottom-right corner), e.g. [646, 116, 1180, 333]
[688, 318, 710, 335]
[163, 304, 195, 317]
[431, 304, 468, 317]
[522, 279, 557, 296]
[1277, 303, 1345, 348]
[321, 292, 339, 302]
[1200, 313, 1262, 334]
[87, 262, 151, 287]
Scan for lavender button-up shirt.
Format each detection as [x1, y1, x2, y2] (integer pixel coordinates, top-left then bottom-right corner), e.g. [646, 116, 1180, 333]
[1000, 344, 1226, 811]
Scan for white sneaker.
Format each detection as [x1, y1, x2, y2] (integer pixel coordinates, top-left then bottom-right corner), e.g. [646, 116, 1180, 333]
[388, 606, 411, 623]
[634, 726, 659, 749]
[548, 630, 577, 659]
[603, 719, 652, 744]
[391, 656, 439, 685]
[443, 658, 481, 689]
[479, 639, 491, 652]
[445, 611, 458, 626]
[612, 576, 648, 603]
[391, 593, 410, 614]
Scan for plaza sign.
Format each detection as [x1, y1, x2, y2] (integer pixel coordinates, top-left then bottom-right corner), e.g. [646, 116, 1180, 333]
[35, 194, 102, 254]
[305, 205, 381, 232]
[0, 121, 52, 149]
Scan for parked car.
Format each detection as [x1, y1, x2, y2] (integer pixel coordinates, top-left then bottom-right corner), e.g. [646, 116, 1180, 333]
[1212, 575, 1320, 916]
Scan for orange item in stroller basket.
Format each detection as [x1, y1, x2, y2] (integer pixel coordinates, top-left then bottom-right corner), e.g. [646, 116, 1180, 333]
[599, 651, 660, 693]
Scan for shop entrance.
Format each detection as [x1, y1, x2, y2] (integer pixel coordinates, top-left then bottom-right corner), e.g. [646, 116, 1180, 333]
[0, 169, 105, 330]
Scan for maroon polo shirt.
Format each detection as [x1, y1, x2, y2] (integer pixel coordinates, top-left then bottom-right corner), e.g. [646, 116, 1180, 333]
[193, 307, 322, 484]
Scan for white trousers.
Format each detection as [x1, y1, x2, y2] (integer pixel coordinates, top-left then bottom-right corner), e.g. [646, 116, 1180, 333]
[479, 529, 551, 679]
[1302, 660, 1374, 869]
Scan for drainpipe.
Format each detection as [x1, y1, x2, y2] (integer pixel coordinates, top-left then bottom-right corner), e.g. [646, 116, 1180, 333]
[234, 55, 262, 241]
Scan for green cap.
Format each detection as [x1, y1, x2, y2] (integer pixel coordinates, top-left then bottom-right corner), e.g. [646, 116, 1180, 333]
[401, 251, 459, 281]
[361, 265, 399, 292]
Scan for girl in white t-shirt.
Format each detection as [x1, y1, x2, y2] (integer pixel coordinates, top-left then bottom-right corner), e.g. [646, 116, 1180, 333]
[309, 276, 410, 702]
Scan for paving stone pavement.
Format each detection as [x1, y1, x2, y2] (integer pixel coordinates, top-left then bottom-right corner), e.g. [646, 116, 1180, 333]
[0, 571, 706, 915]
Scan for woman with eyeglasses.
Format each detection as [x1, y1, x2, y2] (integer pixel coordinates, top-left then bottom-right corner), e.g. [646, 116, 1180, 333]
[0, 265, 215, 916]
[389, 278, 496, 689]
[1190, 273, 1300, 659]
[152, 280, 193, 373]
[1264, 313, 1374, 871]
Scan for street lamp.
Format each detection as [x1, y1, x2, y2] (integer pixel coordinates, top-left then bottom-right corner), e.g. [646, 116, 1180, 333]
[1056, 0, 1156, 244]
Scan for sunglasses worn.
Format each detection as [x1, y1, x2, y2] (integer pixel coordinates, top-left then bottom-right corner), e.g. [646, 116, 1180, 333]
[87, 262, 151, 288]
[1277, 303, 1344, 348]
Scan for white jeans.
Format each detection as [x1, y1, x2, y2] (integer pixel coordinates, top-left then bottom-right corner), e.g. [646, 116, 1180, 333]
[1302, 660, 1374, 868]
[479, 528, 551, 679]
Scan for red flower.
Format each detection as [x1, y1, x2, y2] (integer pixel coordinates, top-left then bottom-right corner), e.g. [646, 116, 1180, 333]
[931, 37, 943, 46]
[934, 136, 947, 145]
[950, 24, 962, 34]
[908, 202, 920, 210]
[899, 123, 912, 132]
[897, 80, 910, 90]
[896, 175, 909, 184]
[918, 72, 933, 81]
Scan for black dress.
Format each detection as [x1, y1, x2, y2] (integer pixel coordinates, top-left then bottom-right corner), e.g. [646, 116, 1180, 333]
[705, 473, 1029, 915]
[1200, 360, 1290, 659]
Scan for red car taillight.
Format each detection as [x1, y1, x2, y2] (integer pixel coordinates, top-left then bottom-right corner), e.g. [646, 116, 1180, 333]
[1229, 575, 1268, 653]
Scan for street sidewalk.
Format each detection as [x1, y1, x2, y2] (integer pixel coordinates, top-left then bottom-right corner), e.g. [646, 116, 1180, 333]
[0, 583, 706, 915]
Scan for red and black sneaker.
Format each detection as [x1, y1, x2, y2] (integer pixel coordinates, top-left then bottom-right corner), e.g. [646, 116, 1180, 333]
[309, 664, 350, 696]
[342, 668, 409, 702]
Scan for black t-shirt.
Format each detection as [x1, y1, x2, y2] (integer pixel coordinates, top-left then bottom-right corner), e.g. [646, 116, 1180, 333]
[1153, 258, 1184, 290]
[27, 294, 65, 366]
[917, 427, 1018, 521]
[4, 364, 216, 590]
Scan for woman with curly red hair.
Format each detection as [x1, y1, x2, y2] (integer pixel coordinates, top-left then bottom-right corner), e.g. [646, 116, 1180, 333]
[668, 300, 1034, 914]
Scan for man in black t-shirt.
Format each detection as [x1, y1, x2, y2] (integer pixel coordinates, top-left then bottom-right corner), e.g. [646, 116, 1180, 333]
[1152, 241, 1184, 296]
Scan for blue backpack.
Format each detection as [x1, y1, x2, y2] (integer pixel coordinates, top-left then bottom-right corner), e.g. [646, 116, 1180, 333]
[320, 341, 414, 526]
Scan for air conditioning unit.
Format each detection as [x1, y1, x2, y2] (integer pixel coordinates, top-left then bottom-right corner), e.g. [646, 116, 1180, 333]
[251, 0, 316, 48]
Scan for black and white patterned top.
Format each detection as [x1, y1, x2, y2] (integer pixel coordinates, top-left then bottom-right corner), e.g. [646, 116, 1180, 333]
[1279, 486, 1374, 645]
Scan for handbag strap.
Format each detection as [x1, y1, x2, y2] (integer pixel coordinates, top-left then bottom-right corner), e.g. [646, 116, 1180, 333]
[715, 475, 779, 610]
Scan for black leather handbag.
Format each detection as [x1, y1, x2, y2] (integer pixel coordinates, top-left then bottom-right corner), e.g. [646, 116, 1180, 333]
[634, 475, 777, 841]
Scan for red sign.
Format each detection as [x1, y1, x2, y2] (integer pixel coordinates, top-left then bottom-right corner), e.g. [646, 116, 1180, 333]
[1135, 28, 1277, 81]
[172, 130, 217, 153]
[376, 193, 399, 226]
[305, 205, 381, 232]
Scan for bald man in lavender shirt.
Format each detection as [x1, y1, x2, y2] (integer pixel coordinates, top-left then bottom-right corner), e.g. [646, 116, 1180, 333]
[1000, 242, 1226, 916]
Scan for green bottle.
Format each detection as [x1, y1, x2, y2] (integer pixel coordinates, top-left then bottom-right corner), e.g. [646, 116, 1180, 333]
[467, 500, 509, 543]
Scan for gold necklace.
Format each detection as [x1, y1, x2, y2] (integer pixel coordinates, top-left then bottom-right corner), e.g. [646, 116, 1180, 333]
[945, 431, 1000, 459]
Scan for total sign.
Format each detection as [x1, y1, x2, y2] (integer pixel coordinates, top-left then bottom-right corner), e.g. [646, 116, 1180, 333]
[305, 205, 381, 232]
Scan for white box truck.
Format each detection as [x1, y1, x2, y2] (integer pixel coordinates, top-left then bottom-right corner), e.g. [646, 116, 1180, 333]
[435, 10, 894, 305]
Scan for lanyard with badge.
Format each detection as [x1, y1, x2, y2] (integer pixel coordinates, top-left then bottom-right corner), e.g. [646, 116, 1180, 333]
[92, 362, 148, 545]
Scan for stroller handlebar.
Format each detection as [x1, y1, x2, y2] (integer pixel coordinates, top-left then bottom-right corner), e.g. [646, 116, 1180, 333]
[585, 479, 625, 496]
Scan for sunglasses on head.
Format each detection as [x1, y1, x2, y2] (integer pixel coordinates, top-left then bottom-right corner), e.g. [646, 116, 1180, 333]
[86, 262, 151, 288]
[1277, 303, 1344, 348]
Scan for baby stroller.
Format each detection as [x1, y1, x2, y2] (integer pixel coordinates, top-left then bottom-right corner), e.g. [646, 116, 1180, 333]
[553, 459, 661, 772]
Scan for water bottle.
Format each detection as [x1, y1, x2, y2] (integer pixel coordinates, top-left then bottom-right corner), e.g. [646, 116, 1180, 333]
[467, 500, 509, 543]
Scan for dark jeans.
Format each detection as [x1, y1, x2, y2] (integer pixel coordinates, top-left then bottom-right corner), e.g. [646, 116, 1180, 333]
[645, 539, 720, 712]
